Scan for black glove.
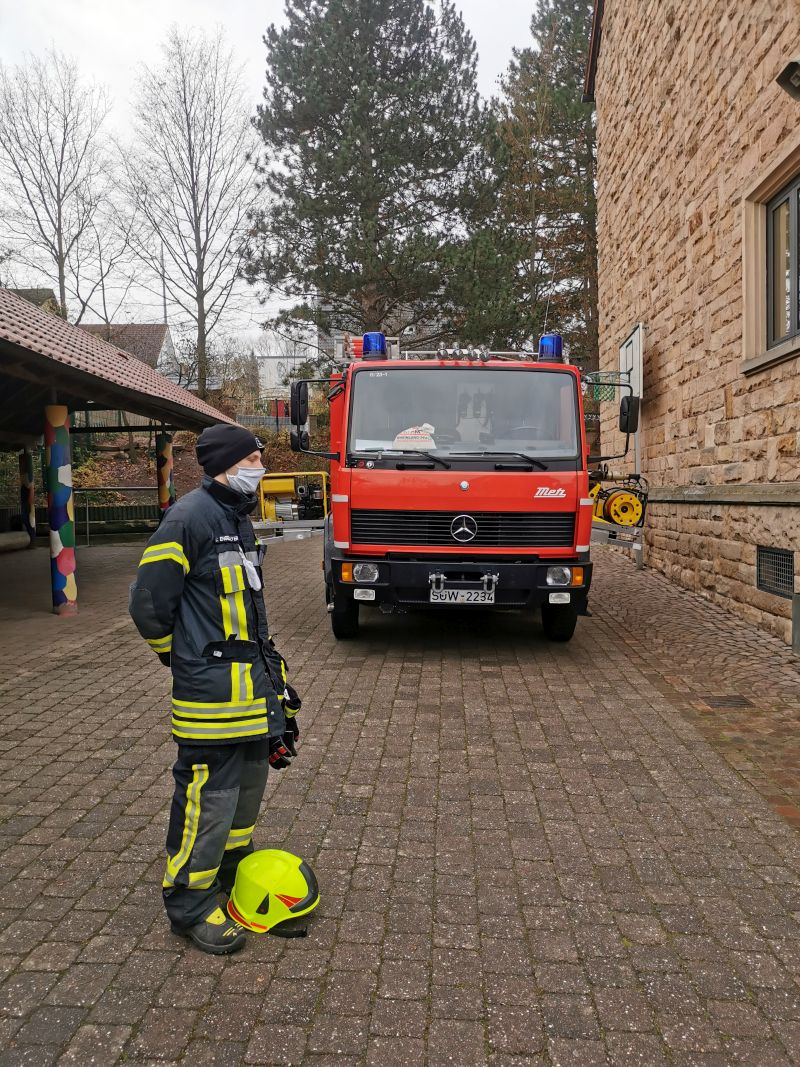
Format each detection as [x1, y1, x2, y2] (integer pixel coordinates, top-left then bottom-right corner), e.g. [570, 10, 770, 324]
[281, 684, 302, 757]
[268, 736, 293, 770]
[282, 715, 300, 757]
[158, 652, 171, 667]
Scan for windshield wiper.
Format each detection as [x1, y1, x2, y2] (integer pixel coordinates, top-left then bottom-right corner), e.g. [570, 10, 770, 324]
[402, 450, 450, 469]
[355, 448, 451, 469]
[450, 450, 548, 471]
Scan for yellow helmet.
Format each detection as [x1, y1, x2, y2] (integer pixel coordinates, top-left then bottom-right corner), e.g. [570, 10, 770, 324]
[227, 849, 319, 937]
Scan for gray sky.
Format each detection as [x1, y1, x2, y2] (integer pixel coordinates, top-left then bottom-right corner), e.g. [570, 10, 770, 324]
[0, 1, 535, 382]
[0, 0, 534, 124]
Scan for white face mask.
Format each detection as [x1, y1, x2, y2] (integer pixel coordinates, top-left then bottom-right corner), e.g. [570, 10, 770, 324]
[226, 465, 265, 496]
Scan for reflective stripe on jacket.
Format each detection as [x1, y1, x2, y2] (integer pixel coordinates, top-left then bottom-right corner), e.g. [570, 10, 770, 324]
[129, 476, 287, 744]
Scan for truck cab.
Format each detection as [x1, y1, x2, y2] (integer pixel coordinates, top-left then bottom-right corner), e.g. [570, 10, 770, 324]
[291, 335, 638, 641]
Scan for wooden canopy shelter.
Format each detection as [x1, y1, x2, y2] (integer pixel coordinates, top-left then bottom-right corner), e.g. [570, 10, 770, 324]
[0, 287, 232, 615]
[0, 288, 227, 444]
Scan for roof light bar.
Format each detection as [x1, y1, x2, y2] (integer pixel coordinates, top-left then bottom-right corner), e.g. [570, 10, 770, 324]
[537, 333, 564, 362]
[362, 332, 387, 359]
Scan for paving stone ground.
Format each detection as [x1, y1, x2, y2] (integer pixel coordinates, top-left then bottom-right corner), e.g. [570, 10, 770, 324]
[0, 538, 799, 1066]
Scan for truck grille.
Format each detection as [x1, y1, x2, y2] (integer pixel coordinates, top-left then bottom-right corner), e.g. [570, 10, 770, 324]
[350, 509, 575, 548]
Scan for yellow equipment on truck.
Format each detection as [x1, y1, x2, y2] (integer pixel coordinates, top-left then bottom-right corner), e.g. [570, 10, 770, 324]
[258, 471, 329, 525]
[589, 469, 648, 529]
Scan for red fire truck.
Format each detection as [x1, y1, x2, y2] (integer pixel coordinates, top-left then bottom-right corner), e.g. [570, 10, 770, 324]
[290, 333, 638, 641]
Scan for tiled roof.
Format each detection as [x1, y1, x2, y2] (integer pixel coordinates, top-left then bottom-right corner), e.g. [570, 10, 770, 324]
[0, 287, 231, 430]
[79, 323, 169, 368]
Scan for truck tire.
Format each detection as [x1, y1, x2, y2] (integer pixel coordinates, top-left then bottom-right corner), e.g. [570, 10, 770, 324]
[541, 603, 577, 642]
[329, 586, 360, 639]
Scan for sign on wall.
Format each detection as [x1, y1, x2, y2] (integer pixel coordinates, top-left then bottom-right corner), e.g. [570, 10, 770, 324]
[619, 323, 644, 400]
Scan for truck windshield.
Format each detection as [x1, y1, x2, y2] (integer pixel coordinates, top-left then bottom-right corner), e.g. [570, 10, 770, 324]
[348, 367, 579, 459]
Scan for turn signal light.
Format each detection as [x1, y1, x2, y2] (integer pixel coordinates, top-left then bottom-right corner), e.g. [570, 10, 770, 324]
[571, 567, 585, 586]
[341, 563, 354, 583]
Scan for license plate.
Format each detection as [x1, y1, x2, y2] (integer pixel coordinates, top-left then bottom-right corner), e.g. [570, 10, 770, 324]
[429, 589, 495, 604]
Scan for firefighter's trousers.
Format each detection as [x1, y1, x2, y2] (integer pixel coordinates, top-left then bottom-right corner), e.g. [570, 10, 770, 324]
[163, 739, 269, 929]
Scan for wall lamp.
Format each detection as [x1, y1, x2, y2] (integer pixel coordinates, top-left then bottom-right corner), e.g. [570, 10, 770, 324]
[777, 59, 800, 100]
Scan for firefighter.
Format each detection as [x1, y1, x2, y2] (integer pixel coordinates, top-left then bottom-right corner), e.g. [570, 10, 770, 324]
[129, 424, 302, 954]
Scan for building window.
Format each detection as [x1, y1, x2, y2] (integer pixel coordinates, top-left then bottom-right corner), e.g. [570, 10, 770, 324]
[742, 136, 800, 374]
[767, 176, 800, 348]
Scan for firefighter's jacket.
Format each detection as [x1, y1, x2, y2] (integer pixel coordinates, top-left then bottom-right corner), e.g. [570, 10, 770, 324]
[129, 476, 287, 744]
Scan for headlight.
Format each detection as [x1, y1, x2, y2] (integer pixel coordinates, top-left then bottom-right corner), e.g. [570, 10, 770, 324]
[353, 562, 379, 583]
[546, 566, 572, 586]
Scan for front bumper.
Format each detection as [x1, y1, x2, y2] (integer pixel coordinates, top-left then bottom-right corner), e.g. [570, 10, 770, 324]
[326, 548, 592, 612]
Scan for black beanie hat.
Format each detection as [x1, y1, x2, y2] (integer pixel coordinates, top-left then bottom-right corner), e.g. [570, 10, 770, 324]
[196, 424, 264, 476]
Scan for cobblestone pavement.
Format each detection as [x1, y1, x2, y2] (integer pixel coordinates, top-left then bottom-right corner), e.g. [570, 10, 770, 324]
[1, 539, 799, 1066]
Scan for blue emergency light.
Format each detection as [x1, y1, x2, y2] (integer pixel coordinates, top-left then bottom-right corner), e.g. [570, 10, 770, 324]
[537, 333, 563, 362]
[362, 331, 387, 358]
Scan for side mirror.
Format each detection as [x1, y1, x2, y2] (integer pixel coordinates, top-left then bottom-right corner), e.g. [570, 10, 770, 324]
[619, 395, 640, 435]
[290, 381, 309, 426]
[290, 427, 310, 453]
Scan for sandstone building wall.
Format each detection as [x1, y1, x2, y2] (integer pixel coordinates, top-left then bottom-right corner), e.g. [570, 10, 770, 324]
[592, 0, 800, 642]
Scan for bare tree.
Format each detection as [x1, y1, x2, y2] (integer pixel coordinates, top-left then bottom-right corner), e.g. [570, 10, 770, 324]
[0, 50, 127, 321]
[0, 247, 14, 288]
[213, 336, 260, 405]
[161, 331, 258, 399]
[67, 206, 139, 325]
[253, 330, 302, 389]
[161, 334, 202, 390]
[122, 28, 259, 398]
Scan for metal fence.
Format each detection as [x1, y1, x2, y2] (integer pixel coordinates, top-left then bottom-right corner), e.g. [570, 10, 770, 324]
[235, 414, 329, 435]
[71, 410, 161, 431]
[0, 497, 163, 542]
[73, 487, 159, 545]
[238, 414, 293, 432]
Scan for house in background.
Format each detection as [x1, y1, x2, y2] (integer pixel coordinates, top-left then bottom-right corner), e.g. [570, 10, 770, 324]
[79, 323, 178, 382]
[74, 323, 180, 433]
[585, 0, 800, 643]
[9, 288, 61, 315]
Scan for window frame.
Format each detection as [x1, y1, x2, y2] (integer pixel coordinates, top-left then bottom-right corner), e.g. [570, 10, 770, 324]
[742, 132, 800, 376]
[766, 176, 800, 350]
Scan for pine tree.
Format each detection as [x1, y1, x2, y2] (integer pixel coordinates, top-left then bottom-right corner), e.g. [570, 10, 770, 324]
[247, 0, 485, 344]
[483, 0, 597, 363]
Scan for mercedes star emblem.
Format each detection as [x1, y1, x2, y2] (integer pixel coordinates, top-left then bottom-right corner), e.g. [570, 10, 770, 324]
[450, 514, 478, 542]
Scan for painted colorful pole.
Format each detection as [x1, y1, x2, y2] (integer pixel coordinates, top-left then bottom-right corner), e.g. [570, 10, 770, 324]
[44, 405, 77, 616]
[156, 431, 176, 512]
[18, 447, 36, 546]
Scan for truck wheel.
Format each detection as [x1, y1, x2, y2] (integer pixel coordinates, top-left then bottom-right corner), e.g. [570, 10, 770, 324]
[329, 587, 360, 639]
[541, 603, 577, 642]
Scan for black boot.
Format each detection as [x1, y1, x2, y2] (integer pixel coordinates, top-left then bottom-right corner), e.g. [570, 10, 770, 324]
[171, 905, 246, 955]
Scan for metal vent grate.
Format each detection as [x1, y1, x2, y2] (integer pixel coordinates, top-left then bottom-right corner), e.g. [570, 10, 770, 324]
[704, 695, 754, 708]
[756, 546, 794, 600]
